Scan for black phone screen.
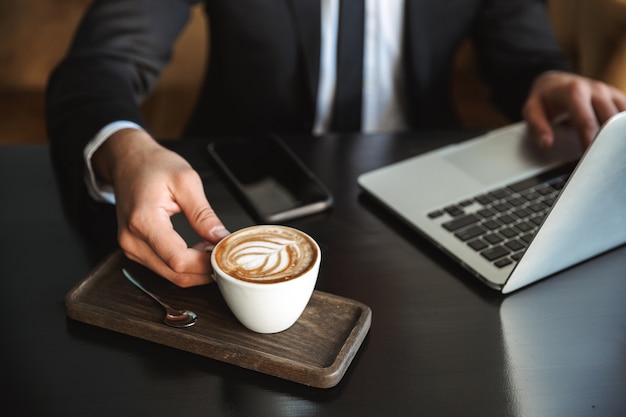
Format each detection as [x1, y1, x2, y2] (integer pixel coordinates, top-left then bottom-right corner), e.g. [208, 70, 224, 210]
[207, 135, 333, 222]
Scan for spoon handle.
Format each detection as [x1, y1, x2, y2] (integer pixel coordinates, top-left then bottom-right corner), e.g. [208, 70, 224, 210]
[122, 268, 172, 310]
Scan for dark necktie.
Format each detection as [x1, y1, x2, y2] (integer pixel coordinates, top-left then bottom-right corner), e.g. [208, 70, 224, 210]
[332, 0, 365, 132]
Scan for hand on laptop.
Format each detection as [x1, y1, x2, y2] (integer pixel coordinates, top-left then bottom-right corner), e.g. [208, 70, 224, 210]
[523, 71, 626, 150]
[92, 128, 230, 287]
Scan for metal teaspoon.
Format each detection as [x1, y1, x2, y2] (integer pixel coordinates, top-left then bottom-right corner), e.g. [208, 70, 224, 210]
[122, 268, 197, 328]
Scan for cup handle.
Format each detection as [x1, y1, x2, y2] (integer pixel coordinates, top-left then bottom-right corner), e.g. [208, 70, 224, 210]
[203, 243, 218, 281]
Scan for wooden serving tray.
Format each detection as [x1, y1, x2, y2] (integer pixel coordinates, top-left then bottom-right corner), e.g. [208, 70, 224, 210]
[65, 251, 371, 388]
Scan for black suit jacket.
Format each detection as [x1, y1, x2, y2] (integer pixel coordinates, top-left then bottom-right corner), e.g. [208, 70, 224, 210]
[46, 0, 568, 201]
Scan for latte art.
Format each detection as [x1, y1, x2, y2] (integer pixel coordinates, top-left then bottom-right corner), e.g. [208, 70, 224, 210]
[211, 225, 321, 332]
[214, 226, 317, 283]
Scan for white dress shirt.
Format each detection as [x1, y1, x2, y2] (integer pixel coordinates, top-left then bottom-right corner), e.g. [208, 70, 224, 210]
[314, 0, 407, 134]
[86, 0, 407, 202]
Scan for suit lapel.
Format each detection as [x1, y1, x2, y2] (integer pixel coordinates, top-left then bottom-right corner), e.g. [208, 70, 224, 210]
[287, 0, 321, 107]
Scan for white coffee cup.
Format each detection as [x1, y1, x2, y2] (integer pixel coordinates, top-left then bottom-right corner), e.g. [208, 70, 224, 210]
[211, 225, 320, 333]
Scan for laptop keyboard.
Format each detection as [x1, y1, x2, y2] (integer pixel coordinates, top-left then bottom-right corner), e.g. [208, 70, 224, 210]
[427, 163, 576, 268]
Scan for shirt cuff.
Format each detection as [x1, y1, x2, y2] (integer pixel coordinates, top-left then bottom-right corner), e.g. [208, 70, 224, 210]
[83, 121, 144, 204]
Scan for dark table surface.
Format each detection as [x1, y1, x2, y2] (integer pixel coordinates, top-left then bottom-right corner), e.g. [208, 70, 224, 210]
[1, 131, 625, 417]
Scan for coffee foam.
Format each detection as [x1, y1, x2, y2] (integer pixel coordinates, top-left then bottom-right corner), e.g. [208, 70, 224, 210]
[215, 226, 317, 283]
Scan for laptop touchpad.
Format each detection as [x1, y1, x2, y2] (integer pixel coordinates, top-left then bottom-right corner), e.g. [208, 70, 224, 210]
[442, 124, 581, 185]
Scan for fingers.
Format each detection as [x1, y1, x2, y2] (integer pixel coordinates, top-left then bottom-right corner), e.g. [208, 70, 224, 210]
[523, 95, 556, 148]
[590, 84, 620, 122]
[123, 244, 215, 288]
[566, 81, 626, 147]
[524, 72, 626, 150]
[112, 144, 229, 287]
[613, 87, 626, 112]
[560, 80, 598, 148]
[118, 204, 215, 287]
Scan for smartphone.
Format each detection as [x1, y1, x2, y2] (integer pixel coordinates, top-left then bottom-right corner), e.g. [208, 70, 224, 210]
[207, 134, 333, 223]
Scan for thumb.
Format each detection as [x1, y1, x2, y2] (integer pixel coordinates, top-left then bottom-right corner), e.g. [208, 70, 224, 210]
[171, 166, 231, 243]
[176, 184, 230, 243]
[190, 203, 231, 243]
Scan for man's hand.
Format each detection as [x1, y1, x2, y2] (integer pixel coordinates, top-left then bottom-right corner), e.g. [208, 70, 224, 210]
[523, 71, 626, 149]
[92, 128, 230, 287]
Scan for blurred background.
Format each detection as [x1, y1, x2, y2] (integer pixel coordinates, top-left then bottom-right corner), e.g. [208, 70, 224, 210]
[1, 0, 625, 145]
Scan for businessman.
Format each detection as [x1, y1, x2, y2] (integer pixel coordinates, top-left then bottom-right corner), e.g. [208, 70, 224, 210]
[46, 0, 626, 287]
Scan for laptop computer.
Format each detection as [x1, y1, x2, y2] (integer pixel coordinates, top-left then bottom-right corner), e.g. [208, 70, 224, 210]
[358, 111, 626, 294]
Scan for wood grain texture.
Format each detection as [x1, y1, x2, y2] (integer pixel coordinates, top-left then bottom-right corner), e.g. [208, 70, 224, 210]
[64, 251, 371, 388]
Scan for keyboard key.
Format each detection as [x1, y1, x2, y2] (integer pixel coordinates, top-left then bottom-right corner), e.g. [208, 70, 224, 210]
[497, 214, 516, 224]
[522, 191, 543, 201]
[481, 246, 510, 261]
[442, 214, 481, 231]
[500, 227, 519, 239]
[537, 185, 555, 196]
[520, 233, 534, 244]
[489, 188, 511, 199]
[514, 222, 534, 233]
[505, 239, 525, 251]
[508, 178, 543, 193]
[527, 202, 547, 212]
[468, 239, 488, 251]
[494, 258, 513, 268]
[511, 207, 532, 219]
[482, 219, 501, 230]
[444, 205, 465, 217]
[475, 194, 495, 205]
[428, 210, 444, 219]
[505, 196, 526, 207]
[455, 225, 486, 241]
[529, 215, 545, 226]
[491, 202, 511, 213]
[443, 205, 465, 217]
[484, 233, 504, 245]
[511, 252, 524, 261]
[477, 208, 496, 218]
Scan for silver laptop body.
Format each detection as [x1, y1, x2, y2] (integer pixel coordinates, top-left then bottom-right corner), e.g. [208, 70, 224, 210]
[358, 112, 626, 293]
